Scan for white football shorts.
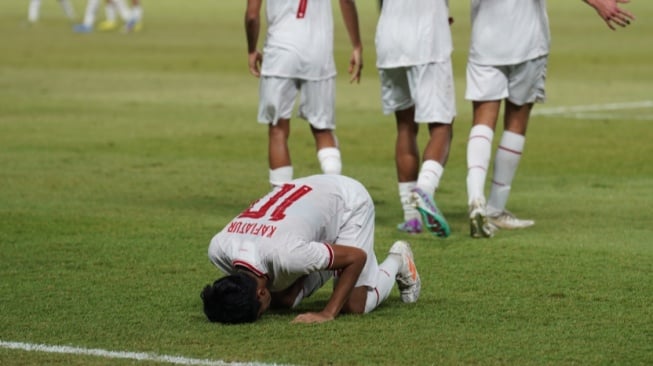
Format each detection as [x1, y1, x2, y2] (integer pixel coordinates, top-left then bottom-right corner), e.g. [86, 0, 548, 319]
[465, 55, 548, 106]
[332, 179, 379, 290]
[257, 76, 335, 130]
[378, 60, 456, 124]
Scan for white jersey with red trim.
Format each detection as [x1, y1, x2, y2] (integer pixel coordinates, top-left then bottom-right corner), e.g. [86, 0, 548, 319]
[469, 0, 550, 66]
[208, 175, 373, 292]
[375, 0, 453, 68]
[260, 0, 336, 80]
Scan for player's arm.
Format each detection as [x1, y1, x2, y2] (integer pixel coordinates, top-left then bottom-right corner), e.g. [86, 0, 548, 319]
[292, 244, 366, 324]
[583, 0, 635, 30]
[338, 0, 363, 84]
[244, 0, 263, 77]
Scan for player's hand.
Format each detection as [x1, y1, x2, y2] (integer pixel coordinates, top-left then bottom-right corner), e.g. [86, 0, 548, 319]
[448, 17, 454, 26]
[291, 311, 335, 324]
[348, 47, 362, 84]
[585, 0, 635, 30]
[248, 51, 262, 77]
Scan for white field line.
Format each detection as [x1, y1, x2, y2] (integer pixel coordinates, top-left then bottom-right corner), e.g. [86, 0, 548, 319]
[0, 340, 291, 366]
[532, 100, 653, 117]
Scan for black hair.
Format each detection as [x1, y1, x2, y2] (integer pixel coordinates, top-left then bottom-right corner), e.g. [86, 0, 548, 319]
[200, 272, 261, 324]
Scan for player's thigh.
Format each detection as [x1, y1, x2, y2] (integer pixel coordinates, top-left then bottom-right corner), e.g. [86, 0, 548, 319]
[298, 77, 335, 130]
[507, 56, 547, 105]
[407, 61, 456, 123]
[258, 76, 299, 125]
[334, 191, 379, 290]
[378, 67, 414, 115]
[465, 62, 509, 102]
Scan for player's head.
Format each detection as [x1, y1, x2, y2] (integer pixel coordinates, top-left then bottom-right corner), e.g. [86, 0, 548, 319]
[200, 272, 266, 324]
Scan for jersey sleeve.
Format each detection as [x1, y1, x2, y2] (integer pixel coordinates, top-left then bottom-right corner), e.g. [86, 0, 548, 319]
[277, 241, 334, 274]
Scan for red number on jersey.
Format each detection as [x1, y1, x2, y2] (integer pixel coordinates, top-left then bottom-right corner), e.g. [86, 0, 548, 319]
[238, 184, 313, 221]
[297, 0, 308, 19]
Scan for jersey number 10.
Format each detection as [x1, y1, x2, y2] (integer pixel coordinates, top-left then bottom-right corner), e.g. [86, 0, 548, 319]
[238, 184, 313, 221]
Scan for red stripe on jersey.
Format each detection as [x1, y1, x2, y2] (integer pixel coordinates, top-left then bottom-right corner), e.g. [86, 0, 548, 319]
[323, 243, 335, 269]
[233, 260, 265, 277]
[373, 287, 381, 307]
[297, 0, 308, 19]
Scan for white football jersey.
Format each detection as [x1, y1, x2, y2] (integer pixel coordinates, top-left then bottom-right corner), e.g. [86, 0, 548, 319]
[469, 0, 550, 65]
[375, 0, 453, 68]
[208, 175, 375, 292]
[260, 0, 336, 80]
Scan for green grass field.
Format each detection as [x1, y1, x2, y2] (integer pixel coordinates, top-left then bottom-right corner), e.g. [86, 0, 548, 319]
[1, 1, 652, 365]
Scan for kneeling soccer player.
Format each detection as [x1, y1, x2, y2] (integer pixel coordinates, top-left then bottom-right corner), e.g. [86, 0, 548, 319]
[201, 174, 421, 324]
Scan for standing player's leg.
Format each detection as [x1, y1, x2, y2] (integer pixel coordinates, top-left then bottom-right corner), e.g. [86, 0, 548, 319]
[74, 0, 101, 32]
[124, 0, 143, 32]
[465, 61, 515, 238]
[409, 62, 455, 238]
[28, 0, 42, 23]
[394, 107, 423, 234]
[98, 0, 120, 31]
[300, 77, 341, 176]
[258, 77, 298, 187]
[268, 119, 293, 187]
[378, 68, 423, 234]
[58, 0, 76, 21]
[486, 56, 546, 230]
[466, 100, 500, 238]
[486, 101, 535, 229]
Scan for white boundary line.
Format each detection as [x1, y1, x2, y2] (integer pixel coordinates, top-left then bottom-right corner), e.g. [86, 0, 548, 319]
[0, 340, 290, 366]
[532, 100, 653, 116]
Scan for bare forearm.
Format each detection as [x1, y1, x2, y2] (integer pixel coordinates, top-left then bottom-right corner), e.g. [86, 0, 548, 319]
[244, 17, 259, 54]
[339, 0, 362, 50]
[292, 245, 366, 323]
[322, 258, 364, 318]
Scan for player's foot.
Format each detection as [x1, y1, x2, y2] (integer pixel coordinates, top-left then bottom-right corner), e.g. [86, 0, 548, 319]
[389, 240, 420, 303]
[123, 19, 142, 33]
[97, 20, 118, 31]
[411, 188, 450, 238]
[488, 210, 534, 230]
[73, 24, 93, 33]
[396, 218, 422, 234]
[469, 198, 494, 238]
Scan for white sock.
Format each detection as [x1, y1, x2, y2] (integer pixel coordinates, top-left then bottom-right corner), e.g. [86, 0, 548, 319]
[291, 271, 332, 308]
[487, 131, 525, 215]
[131, 5, 142, 22]
[416, 160, 444, 197]
[59, 0, 75, 19]
[364, 255, 401, 313]
[83, 0, 101, 26]
[317, 147, 341, 175]
[466, 124, 494, 205]
[104, 3, 116, 22]
[269, 166, 293, 188]
[28, 0, 41, 23]
[398, 182, 419, 222]
[112, 0, 132, 22]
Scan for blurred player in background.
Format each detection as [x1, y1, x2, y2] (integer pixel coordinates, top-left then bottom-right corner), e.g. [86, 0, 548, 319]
[465, 0, 635, 238]
[73, 0, 143, 33]
[245, 0, 362, 188]
[201, 174, 421, 324]
[375, 0, 455, 238]
[28, 0, 76, 24]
